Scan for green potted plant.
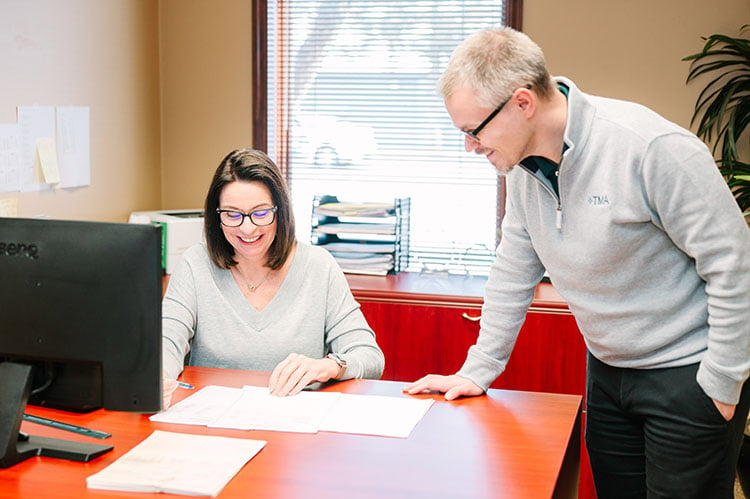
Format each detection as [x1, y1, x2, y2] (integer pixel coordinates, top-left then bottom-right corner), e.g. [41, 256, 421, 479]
[683, 25, 750, 218]
[684, 26, 750, 496]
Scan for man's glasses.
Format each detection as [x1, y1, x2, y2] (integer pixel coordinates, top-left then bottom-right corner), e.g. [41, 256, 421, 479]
[216, 207, 278, 227]
[464, 85, 531, 142]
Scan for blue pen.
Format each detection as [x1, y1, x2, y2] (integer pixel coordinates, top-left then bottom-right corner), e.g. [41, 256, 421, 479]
[22, 413, 112, 439]
[178, 381, 194, 389]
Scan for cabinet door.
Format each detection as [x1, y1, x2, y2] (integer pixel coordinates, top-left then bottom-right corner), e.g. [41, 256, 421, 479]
[359, 301, 480, 383]
[494, 310, 586, 396]
[360, 301, 586, 396]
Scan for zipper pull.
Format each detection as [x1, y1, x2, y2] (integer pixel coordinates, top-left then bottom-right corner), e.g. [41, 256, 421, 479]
[556, 206, 562, 229]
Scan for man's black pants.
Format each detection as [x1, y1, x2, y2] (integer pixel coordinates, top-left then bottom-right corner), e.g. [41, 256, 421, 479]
[585, 353, 750, 498]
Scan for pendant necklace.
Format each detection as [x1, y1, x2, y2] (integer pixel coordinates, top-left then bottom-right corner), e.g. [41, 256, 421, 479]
[236, 266, 272, 292]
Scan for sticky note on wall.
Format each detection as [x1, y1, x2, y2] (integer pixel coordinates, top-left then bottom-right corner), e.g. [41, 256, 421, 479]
[0, 197, 18, 217]
[16, 105, 91, 191]
[36, 137, 61, 184]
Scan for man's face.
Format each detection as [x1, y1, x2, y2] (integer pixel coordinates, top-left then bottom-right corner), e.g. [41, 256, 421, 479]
[445, 87, 530, 175]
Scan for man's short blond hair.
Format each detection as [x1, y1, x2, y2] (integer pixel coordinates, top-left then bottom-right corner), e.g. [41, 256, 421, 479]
[438, 27, 555, 107]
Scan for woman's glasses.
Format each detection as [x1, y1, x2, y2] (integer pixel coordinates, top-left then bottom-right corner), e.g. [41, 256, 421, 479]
[216, 207, 278, 227]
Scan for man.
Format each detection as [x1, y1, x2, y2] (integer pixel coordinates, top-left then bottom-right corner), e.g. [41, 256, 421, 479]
[404, 27, 750, 498]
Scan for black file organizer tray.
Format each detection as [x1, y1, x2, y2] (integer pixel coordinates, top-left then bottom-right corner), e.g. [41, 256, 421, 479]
[311, 195, 410, 275]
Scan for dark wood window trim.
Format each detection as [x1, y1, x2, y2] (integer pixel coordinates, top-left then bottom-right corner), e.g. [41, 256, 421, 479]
[251, 0, 268, 154]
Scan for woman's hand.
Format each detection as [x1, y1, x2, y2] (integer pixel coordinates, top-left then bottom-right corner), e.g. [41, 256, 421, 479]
[162, 376, 179, 410]
[268, 353, 339, 396]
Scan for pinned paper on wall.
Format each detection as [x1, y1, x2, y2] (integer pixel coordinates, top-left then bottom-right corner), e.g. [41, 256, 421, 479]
[0, 123, 21, 193]
[56, 106, 90, 188]
[17, 106, 54, 192]
[0, 105, 91, 194]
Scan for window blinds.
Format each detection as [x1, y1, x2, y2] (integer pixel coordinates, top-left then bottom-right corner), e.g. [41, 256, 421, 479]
[265, 0, 509, 275]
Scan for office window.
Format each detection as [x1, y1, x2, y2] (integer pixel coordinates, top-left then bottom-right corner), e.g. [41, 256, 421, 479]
[255, 0, 521, 275]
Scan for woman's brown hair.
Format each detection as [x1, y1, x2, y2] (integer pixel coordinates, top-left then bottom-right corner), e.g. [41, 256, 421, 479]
[204, 148, 296, 270]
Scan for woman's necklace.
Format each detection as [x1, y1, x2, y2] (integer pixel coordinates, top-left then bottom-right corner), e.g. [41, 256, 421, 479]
[235, 266, 272, 292]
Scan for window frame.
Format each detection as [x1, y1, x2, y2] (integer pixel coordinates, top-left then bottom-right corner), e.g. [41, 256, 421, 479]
[251, 0, 523, 259]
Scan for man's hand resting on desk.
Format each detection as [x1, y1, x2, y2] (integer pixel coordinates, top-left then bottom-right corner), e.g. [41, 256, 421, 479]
[268, 353, 340, 397]
[403, 374, 484, 400]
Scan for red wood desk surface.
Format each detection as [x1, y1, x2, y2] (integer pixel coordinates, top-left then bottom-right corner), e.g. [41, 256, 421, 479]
[3, 366, 582, 499]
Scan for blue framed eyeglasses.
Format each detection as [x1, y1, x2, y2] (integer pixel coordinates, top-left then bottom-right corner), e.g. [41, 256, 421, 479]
[216, 207, 278, 227]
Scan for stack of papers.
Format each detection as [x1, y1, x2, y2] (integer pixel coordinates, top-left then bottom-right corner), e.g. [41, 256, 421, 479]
[329, 251, 394, 275]
[318, 241, 398, 275]
[318, 241, 395, 253]
[86, 430, 266, 497]
[315, 202, 395, 218]
[314, 222, 396, 236]
[150, 385, 434, 439]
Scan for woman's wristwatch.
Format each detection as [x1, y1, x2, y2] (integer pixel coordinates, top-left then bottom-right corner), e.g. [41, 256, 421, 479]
[326, 353, 347, 379]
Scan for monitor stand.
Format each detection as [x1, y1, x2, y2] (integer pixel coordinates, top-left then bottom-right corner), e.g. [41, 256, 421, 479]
[0, 362, 113, 468]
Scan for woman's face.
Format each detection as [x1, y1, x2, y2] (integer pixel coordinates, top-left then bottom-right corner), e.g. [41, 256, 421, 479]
[218, 180, 277, 263]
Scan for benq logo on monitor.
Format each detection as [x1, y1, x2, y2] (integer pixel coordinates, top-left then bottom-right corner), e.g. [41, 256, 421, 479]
[0, 242, 39, 260]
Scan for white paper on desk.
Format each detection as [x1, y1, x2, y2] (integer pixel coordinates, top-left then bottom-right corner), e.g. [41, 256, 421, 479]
[148, 384, 433, 438]
[210, 385, 341, 433]
[319, 394, 434, 438]
[86, 430, 266, 497]
[149, 385, 243, 425]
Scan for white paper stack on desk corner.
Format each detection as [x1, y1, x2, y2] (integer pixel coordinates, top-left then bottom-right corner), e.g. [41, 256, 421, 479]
[86, 430, 266, 497]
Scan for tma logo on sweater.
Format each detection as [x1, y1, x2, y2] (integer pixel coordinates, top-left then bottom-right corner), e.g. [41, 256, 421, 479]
[588, 195, 610, 206]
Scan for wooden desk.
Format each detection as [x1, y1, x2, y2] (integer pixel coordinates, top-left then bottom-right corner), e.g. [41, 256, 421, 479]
[3, 366, 582, 499]
[345, 273, 595, 499]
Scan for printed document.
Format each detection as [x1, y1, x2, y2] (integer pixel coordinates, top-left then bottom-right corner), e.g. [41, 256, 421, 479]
[150, 385, 434, 438]
[319, 394, 433, 438]
[150, 385, 242, 426]
[209, 386, 341, 433]
[86, 430, 266, 497]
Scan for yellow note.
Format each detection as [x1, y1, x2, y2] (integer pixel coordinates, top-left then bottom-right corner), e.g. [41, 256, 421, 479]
[0, 197, 18, 217]
[36, 137, 61, 184]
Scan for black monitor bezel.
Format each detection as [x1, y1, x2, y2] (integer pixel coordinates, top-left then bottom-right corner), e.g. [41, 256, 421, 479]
[0, 217, 163, 413]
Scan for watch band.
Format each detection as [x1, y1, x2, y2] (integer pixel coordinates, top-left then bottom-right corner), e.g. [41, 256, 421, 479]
[326, 353, 347, 380]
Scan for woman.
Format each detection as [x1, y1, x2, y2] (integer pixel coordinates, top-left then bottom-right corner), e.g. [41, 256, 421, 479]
[162, 148, 384, 401]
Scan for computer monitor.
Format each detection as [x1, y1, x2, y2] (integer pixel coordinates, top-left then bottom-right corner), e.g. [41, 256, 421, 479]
[0, 217, 163, 467]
